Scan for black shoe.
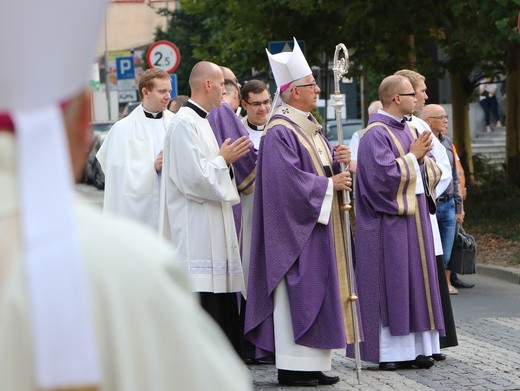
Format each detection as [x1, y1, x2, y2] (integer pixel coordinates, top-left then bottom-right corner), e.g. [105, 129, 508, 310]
[278, 369, 318, 387]
[411, 355, 435, 369]
[451, 277, 475, 289]
[431, 353, 446, 361]
[307, 371, 340, 385]
[244, 357, 275, 365]
[379, 362, 399, 371]
[378, 361, 412, 370]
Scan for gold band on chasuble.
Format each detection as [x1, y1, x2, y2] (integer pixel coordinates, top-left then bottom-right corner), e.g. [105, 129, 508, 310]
[363, 122, 417, 215]
[330, 193, 356, 343]
[414, 208, 436, 329]
[237, 167, 256, 195]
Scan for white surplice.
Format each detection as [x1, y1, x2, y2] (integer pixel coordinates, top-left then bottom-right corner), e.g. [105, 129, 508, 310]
[159, 105, 244, 293]
[410, 115, 452, 256]
[97, 105, 173, 230]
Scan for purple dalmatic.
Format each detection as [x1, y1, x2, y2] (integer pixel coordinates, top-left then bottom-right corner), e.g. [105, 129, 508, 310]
[244, 107, 351, 359]
[208, 102, 257, 234]
[353, 113, 445, 363]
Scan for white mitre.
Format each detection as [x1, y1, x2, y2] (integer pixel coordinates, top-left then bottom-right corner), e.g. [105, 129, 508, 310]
[0, 1, 105, 389]
[266, 37, 312, 89]
[265, 37, 313, 116]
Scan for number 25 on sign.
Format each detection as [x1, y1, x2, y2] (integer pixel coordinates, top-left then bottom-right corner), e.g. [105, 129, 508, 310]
[146, 40, 181, 74]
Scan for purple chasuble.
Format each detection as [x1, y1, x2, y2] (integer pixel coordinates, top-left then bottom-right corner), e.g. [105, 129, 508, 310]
[352, 113, 445, 363]
[244, 107, 348, 358]
[208, 102, 257, 235]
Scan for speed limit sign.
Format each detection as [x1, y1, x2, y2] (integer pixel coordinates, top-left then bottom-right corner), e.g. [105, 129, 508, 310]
[146, 40, 180, 74]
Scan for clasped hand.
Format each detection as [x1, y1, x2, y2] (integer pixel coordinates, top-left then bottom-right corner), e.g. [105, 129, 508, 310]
[409, 131, 433, 164]
[219, 136, 252, 165]
[154, 150, 163, 172]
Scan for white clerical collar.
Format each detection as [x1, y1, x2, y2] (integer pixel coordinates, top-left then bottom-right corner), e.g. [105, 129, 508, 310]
[142, 107, 163, 119]
[286, 103, 309, 117]
[378, 108, 404, 123]
[247, 120, 266, 131]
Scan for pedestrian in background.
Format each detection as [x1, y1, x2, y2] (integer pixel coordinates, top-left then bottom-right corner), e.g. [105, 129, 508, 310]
[441, 124, 475, 290]
[423, 104, 463, 296]
[167, 94, 189, 113]
[479, 76, 503, 133]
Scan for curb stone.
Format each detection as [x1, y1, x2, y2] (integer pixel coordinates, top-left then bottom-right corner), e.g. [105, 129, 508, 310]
[476, 263, 520, 285]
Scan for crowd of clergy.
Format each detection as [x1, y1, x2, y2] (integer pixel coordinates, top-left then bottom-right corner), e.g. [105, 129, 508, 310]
[97, 36, 465, 387]
[0, 0, 465, 386]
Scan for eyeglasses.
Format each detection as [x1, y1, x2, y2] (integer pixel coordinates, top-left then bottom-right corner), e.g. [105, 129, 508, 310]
[293, 82, 318, 89]
[398, 92, 416, 97]
[244, 99, 271, 107]
[428, 115, 449, 120]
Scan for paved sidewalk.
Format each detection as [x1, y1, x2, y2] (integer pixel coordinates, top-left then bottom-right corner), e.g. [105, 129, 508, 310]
[249, 265, 520, 390]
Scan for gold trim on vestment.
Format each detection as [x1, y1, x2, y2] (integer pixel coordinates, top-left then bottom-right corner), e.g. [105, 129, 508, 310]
[331, 193, 356, 343]
[237, 167, 256, 195]
[264, 109, 325, 176]
[364, 122, 417, 215]
[395, 156, 417, 216]
[414, 207, 435, 329]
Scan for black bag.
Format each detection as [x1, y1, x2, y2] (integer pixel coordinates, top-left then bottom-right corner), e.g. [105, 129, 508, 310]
[448, 224, 477, 274]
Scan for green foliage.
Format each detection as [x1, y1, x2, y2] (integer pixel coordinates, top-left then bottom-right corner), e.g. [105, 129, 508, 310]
[159, 0, 520, 89]
[434, 0, 520, 90]
[465, 155, 520, 236]
[464, 154, 520, 265]
[311, 108, 323, 126]
[147, 2, 519, 189]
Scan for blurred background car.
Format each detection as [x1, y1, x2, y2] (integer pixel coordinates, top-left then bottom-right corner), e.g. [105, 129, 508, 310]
[324, 118, 362, 146]
[120, 101, 140, 118]
[83, 121, 114, 189]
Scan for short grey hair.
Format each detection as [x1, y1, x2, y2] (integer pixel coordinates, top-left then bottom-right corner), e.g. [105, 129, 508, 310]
[279, 76, 307, 103]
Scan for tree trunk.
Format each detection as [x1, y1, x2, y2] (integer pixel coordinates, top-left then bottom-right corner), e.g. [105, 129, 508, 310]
[361, 70, 370, 127]
[505, 40, 520, 187]
[450, 75, 474, 184]
[404, 34, 416, 70]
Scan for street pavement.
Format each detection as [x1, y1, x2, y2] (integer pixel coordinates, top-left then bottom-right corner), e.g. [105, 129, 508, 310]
[76, 184, 520, 390]
[249, 270, 520, 390]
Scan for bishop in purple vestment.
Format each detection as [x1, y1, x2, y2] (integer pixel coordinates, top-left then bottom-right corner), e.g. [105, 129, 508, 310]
[244, 39, 356, 387]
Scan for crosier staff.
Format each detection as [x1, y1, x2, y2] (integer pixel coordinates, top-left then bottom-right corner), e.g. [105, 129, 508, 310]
[331, 42, 362, 384]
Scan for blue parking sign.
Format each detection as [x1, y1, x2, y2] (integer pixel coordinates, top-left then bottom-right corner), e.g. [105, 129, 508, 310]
[116, 57, 135, 80]
[268, 40, 305, 55]
[170, 74, 178, 98]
